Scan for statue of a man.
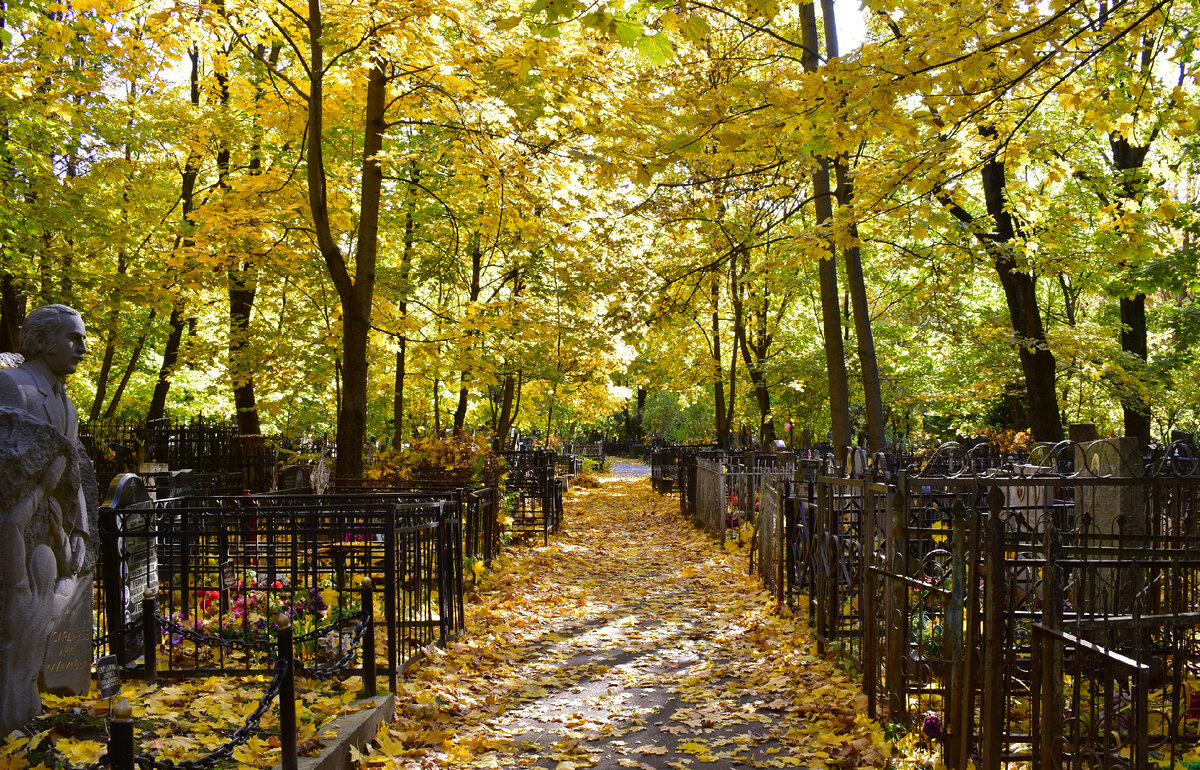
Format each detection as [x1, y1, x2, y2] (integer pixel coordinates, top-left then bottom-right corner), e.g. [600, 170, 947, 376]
[0, 304, 98, 734]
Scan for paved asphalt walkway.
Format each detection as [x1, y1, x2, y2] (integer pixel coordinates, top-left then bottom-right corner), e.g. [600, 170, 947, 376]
[607, 458, 651, 478]
[383, 470, 888, 769]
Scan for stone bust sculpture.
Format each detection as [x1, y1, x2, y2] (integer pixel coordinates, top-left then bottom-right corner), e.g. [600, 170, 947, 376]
[0, 304, 99, 734]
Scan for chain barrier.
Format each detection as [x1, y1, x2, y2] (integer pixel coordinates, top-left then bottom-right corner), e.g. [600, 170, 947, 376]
[155, 609, 367, 652]
[153, 612, 275, 652]
[293, 611, 368, 644]
[92, 657, 288, 769]
[296, 611, 370, 679]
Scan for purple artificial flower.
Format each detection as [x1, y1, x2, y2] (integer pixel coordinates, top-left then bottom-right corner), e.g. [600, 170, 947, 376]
[922, 713, 943, 738]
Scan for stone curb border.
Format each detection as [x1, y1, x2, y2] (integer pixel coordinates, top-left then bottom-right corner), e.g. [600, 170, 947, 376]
[272, 694, 395, 770]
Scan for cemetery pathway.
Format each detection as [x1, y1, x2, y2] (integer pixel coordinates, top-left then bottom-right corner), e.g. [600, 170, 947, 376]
[377, 475, 897, 769]
[607, 458, 651, 478]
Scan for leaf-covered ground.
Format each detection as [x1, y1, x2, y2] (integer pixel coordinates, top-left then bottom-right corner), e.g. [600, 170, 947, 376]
[0, 672, 371, 769]
[364, 470, 904, 769]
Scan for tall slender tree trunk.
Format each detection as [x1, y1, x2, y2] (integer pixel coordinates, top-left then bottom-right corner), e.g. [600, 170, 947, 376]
[305, 0, 387, 479]
[229, 277, 261, 435]
[938, 135, 1063, 442]
[635, 386, 646, 440]
[834, 166, 885, 452]
[1112, 135, 1152, 445]
[496, 372, 518, 440]
[103, 309, 154, 419]
[453, 231, 483, 436]
[433, 373, 441, 435]
[821, 0, 885, 454]
[732, 246, 777, 444]
[800, 0, 851, 457]
[148, 47, 201, 423]
[0, 4, 18, 353]
[392, 163, 418, 446]
[711, 270, 730, 447]
[216, 45, 262, 438]
[90, 251, 128, 421]
[147, 305, 186, 421]
[0, 274, 22, 353]
[982, 155, 1062, 442]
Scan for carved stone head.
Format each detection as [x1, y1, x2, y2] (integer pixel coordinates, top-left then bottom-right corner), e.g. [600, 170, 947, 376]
[18, 305, 87, 379]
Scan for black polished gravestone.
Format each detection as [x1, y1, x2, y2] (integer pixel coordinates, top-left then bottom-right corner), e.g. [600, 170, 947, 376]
[99, 474, 156, 666]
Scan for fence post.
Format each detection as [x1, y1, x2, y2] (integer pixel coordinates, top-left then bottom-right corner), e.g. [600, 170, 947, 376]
[980, 488, 1005, 770]
[1031, 625, 1043, 770]
[861, 466, 879, 720]
[142, 591, 157, 684]
[946, 501, 967, 769]
[107, 700, 135, 770]
[361, 578, 377, 698]
[435, 504, 452, 645]
[1040, 526, 1064, 770]
[277, 614, 298, 770]
[886, 482, 907, 720]
[1133, 663, 1149, 770]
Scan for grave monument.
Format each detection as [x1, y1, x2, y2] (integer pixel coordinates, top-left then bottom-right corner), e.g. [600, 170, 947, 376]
[0, 304, 99, 734]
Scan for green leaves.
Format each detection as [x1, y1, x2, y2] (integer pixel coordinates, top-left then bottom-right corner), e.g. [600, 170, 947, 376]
[636, 32, 673, 66]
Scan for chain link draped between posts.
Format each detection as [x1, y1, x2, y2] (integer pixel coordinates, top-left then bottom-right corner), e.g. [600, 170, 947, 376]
[92, 657, 288, 770]
[154, 609, 367, 652]
[295, 610, 371, 679]
[98, 594, 372, 769]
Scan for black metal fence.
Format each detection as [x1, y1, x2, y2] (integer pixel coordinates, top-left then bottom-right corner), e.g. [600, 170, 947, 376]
[81, 417, 317, 494]
[795, 445, 1200, 768]
[653, 438, 1200, 768]
[96, 476, 465, 696]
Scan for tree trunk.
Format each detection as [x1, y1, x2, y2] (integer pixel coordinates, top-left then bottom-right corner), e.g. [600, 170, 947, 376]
[835, 167, 886, 453]
[453, 232, 483, 437]
[497, 372, 518, 440]
[711, 270, 729, 447]
[148, 47, 201, 423]
[393, 343, 406, 445]
[800, 0, 852, 457]
[0, 10, 19, 353]
[229, 275, 261, 435]
[453, 376, 469, 436]
[1112, 134, 1153, 445]
[392, 162, 418, 446]
[0, 273, 23, 353]
[147, 305, 186, 422]
[982, 155, 1063, 442]
[305, 0, 387, 480]
[635, 386, 646, 440]
[103, 309, 154, 420]
[90, 337, 116, 422]
[223, 40, 278, 439]
[732, 246, 778, 444]
[1120, 294, 1150, 442]
[433, 373, 441, 435]
[89, 252, 128, 421]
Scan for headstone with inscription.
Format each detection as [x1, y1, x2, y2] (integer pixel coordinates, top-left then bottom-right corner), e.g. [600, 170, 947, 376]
[96, 655, 120, 700]
[277, 464, 309, 492]
[99, 474, 156, 666]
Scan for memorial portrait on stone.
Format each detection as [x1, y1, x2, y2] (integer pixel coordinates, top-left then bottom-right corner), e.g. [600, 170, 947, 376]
[0, 304, 100, 734]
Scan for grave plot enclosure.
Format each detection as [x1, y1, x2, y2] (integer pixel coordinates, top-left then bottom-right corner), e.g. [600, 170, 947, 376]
[657, 439, 1200, 768]
[499, 451, 564, 545]
[97, 484, 465, 692]
[790, 449, 1200, 768]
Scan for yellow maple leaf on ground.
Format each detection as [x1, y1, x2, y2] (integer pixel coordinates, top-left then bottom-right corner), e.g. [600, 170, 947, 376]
[53, 739, 105, 766]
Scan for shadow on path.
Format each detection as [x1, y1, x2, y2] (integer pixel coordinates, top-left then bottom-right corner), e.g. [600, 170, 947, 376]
[380, 477, 891, 769]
